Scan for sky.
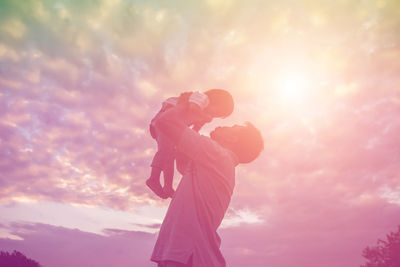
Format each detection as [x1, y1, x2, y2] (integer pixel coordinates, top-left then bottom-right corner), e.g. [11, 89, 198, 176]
[1, 0, 400, 266]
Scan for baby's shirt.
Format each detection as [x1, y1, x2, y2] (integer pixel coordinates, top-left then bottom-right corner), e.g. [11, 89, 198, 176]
[155, 92, 211, 131]
[188, 91, 210, 110]
[161, 92, 209, 111]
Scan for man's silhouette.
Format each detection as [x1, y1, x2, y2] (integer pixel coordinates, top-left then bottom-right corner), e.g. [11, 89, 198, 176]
[150, 104, 263, 267]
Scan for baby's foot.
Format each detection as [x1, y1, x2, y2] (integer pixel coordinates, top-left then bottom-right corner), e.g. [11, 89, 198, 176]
[163, 187, 175, 199]
[146, 178, 167, 199]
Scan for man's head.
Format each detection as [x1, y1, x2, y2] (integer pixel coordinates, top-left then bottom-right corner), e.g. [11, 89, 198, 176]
[204, 89, 234, 119]
[210, 122, 264, 164]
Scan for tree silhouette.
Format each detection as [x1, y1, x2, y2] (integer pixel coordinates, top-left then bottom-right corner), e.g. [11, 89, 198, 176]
[361, 225, 400, 267]
[0, 250, 43, 267]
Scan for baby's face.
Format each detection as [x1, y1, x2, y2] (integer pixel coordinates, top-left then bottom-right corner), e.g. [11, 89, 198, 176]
[204, 105, 225, 119]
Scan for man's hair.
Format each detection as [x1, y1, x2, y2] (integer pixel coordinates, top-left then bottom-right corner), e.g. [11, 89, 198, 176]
[204, 89, 234, 118]
[233, 122, 264, 164]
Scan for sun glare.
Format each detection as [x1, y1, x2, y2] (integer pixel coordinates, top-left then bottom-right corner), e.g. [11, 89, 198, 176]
[249, 54, 317, 112]
[277, 72, 310, 104]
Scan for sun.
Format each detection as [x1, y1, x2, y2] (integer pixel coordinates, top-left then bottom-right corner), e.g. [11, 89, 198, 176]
[247, 55, 317, 112]
[276, 71, 311, 106]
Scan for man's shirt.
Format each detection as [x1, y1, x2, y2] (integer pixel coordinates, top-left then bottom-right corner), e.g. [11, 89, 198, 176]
[151, 128, 238, 267]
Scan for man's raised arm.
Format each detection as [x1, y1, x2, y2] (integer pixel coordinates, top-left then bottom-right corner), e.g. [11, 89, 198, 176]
[154, 105, 190, 145]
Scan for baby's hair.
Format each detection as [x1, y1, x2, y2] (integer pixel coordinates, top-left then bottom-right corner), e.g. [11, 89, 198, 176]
[204, 89, 234, 118]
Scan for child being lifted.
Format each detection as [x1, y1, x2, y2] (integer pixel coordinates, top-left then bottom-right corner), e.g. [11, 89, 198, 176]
[146, 89, 234, 199]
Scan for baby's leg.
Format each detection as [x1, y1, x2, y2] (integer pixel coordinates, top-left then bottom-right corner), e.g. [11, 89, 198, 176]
[147, 125, 168, 199]
[147, 153, 166, 199]
[162, 157, 175, 198]
[147, 126, 177, 199]
[157, 131, 176, 198]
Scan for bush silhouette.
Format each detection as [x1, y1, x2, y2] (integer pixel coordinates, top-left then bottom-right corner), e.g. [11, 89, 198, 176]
[361, 225, 400, 267]
[0, 250, 43, 267]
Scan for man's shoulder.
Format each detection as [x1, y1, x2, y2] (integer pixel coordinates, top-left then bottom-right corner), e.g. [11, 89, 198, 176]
[179, 128, 236, 165]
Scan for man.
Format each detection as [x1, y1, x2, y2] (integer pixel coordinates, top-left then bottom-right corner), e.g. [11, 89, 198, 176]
[150, 103, 264, 267]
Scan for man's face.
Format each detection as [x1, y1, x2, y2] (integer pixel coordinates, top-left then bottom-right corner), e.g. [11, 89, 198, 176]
[210, 125, 243, 144]
[204, 104, 228, 119]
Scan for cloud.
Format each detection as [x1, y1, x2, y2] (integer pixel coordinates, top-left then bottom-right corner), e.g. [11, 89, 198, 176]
[220, 200, 400, 267]
[221, 207, 265, 228]
[132, 223, 162, 230]
[2, 202, 400, 267]
[0, 222, 156, 267]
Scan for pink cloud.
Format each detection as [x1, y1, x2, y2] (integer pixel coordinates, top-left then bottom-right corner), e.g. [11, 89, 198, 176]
[0, 223, 156, 267]
[221, 201, 400, 267]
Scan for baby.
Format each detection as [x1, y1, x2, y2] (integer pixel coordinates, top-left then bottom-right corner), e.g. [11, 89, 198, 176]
[146, 89, 234, 199]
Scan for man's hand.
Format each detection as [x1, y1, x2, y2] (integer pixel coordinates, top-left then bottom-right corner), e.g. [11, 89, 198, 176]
[192, 114, 212, 132]
[177, 92, 210, 126]
[188, 91, 209, 110]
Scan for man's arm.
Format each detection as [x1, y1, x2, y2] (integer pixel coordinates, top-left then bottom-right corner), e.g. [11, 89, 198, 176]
[154, 105, 190, 145]
[156, 103, 223, 165]
[157, 106, 194, 174]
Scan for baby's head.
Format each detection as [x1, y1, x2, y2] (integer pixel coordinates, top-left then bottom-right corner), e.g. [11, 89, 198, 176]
[204, 89, 234, 119]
